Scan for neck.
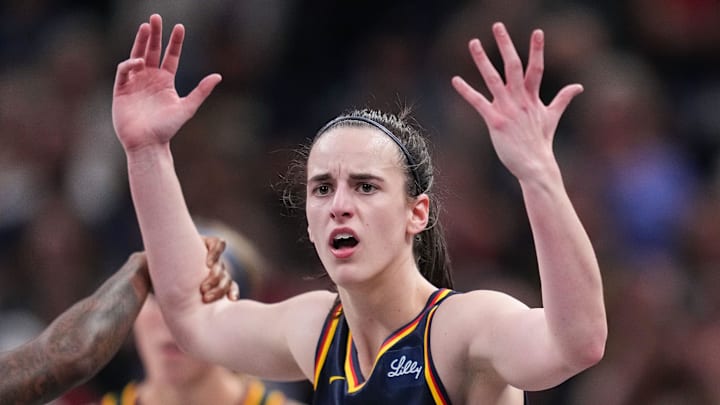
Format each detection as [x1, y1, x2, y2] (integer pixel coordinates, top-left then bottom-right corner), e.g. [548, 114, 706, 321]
[137, 367, 245, 405]
[337, 259, 436, 376]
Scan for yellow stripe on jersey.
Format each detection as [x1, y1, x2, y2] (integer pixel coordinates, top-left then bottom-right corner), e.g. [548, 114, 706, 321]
[243, 378, 266, 405]
[100, 382, 137, 405]
[265, 390, 287, 405]
[344, 289, 452, 394]
[314, 303, 343, 389]
[424, 305, 449, 405]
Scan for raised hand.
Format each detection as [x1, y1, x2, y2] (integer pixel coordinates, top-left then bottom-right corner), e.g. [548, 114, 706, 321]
[451, 22, 583, 182]
[112, 14, 221, 152]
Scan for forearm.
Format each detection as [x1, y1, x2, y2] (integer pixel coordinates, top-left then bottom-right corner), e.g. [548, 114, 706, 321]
[125, 145, 208, 334]
[0, 254, 150, 404]
[519, 166, 607, 368]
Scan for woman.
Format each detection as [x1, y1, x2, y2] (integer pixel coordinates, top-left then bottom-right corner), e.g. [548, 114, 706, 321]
[101, 220, 303, 405]
[110, 14, 606, 404]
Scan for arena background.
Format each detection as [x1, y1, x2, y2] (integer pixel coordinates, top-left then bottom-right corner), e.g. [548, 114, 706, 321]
[1, 0, 719, 403]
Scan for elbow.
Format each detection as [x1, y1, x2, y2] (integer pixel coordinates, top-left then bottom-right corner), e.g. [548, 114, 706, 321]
[578, 336, 606, 369]
[569, 324, 607, 371]
[163, 315, 208, 357]
[163, 306, 227, 364]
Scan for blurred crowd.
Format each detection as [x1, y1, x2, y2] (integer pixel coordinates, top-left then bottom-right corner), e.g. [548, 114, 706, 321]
[1, 0, 719, 404]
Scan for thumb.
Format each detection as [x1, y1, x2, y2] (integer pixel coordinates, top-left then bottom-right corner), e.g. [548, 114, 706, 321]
[183, 73, 222, 116]
[548, 83, 583, 118]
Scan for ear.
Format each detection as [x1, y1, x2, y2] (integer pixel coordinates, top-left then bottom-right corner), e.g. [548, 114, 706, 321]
[307, 225, 315, 244]
[407, 194, 430, 236]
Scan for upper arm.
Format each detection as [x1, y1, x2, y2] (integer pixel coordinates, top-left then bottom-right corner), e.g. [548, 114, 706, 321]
[175, 290, 336, 381]
[435, 291, 576, 391]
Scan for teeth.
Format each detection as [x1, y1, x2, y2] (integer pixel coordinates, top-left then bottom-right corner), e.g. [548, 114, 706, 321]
[334, 233, 353, 240]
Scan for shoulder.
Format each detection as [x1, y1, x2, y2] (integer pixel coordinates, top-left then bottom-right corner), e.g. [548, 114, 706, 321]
[284, 289, 337, 306]
[281, 290, 337, 323]
[430, 289, 531, 356]
[278, 290, 337, 378]
[439, 289, 530, 323]
[428, 290, 532, 400]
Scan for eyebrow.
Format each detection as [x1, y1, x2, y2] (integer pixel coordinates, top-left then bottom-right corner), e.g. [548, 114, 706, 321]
[307, 172, 385, 183]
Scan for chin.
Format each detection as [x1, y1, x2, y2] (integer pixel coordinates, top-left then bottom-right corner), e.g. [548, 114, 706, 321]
[162, 365, 209, 385]
[329, 264, 379, 288]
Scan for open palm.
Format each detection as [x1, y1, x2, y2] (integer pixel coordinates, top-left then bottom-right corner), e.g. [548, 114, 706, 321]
[452, 23, 583, 181]
[112, 14, 221, 152]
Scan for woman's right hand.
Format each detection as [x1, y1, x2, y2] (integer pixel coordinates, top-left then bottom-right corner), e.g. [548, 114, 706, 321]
[112, 14, 221, 153]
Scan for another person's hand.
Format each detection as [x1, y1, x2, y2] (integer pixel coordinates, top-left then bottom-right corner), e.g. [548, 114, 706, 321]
[451, 22, 583, 182]
[112, 14, 221, 152]
[200, 236, 240, 302]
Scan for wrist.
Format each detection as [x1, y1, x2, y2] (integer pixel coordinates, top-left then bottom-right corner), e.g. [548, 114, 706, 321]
[125, 143, 174, 174]
[517, 161, 564, 193]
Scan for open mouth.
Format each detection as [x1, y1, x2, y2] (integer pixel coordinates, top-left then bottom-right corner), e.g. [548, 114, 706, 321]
[332, 233, 359, 250]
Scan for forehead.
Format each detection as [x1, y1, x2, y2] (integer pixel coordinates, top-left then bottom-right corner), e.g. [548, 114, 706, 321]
[307, 126, 403, 175]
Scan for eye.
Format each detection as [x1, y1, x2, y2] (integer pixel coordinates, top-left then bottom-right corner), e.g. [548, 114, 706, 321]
[313, 184, 332, 196]
[357, 183, 376, 194]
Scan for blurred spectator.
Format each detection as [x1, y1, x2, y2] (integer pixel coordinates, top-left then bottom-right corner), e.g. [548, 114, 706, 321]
[100, 218, 312, 404]
[572, 50, 699, 263]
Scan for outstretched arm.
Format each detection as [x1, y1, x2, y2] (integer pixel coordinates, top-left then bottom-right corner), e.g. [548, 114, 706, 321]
[112, 14, 312, 379]
[112, 13, 223, 339]
[451, 23, 607, 389]
[0, 242, 233, 404]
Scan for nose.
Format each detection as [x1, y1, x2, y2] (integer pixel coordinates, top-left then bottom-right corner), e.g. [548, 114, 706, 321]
[330, 185, 354, 220]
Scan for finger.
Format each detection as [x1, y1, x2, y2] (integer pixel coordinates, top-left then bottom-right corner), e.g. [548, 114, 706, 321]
[114, 58, 145, 91]
[200, 261, 223, 293]
[524, 29, 544, 97]
[206, 271, 231, 298]
[451, 76, 494, 119]
[202, 291, 217, 303]
[130, 23, 151, 59]
[492, 22, 524, 94]
[228, 281, 240, 301]
[145, 14, 163, 68]
[548, 83, 584, 118]
[183, 73, 222, 116]
[468, 39, 506, 100]
[205, 237, 226, 267]
[161, 23, 185, 74]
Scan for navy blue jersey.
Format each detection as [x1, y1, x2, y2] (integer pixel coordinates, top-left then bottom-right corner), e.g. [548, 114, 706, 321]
[312, 289, 455, 404]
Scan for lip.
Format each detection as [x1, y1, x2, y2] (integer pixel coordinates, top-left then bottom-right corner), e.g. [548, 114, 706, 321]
[328, 227, 359, 259]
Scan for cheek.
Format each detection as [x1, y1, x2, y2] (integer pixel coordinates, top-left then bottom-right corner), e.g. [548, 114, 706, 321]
[305, 205, 324, 237]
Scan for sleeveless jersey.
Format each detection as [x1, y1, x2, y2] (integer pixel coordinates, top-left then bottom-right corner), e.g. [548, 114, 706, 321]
[312, 288, 456, 404]
[100, 378, 289, 405]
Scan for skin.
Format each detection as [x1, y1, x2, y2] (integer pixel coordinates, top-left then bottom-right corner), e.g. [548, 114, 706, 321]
[0, 238, 236, 405]
[113, 14, 606, 404]
[130, 290, 304, 404]
[131, 294, 247, 405]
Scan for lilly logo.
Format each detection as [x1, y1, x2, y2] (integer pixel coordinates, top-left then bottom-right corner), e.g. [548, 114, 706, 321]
[387, 355, 423, 380]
